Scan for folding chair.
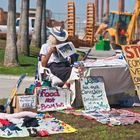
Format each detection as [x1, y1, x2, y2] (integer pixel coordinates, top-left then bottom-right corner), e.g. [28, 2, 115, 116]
[35, 57, 64, 87]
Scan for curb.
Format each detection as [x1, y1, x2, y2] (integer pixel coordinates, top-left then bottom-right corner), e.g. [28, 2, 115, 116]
[0, 74, 34, 81]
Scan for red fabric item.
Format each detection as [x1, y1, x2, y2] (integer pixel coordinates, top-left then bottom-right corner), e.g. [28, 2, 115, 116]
[0, 119, 11, 126]
[38, 130, 49, 137]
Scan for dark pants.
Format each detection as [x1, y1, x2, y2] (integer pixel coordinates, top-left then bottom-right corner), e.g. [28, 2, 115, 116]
[47, 62, 72, 82]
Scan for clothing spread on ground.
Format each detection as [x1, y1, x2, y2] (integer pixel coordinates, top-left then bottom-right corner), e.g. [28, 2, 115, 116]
[60, 108, 140, 126]
[0, 111, 76, 138]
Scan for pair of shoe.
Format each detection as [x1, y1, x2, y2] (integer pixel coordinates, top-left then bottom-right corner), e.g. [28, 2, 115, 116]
[27, 128, 38, 137]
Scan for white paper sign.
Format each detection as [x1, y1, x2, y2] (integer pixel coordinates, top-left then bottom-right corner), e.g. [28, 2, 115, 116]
[56, 42, 76, 58]
[81, 76, 110, 111]
[37, 88, 71, 112]
[18, 95, 36, 109]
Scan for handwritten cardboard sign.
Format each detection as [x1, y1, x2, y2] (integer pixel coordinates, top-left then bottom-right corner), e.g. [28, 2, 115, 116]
[37, 88, 71, 112]
[122, 45, 140, 99]
[81, 76, 110, 111]
[18, 95, 36, 109]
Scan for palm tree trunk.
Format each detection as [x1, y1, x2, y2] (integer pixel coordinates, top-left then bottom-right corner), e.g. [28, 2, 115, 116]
[31, 0, 43, 48]
[41, 0, 46, 45]
[16, 1, 22, 54]
[4, 0, 18, 66]
[17, 0, 30, 56]
[21, 0, 30, 55]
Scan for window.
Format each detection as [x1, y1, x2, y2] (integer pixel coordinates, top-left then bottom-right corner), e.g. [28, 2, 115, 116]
[31, 19, 35, 28]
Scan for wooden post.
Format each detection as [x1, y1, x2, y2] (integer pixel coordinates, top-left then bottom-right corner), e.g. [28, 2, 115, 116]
[67, 1, 75, 37]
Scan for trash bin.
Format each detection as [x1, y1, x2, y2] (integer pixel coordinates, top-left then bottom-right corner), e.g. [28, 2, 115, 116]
[95, 39, 110, 50]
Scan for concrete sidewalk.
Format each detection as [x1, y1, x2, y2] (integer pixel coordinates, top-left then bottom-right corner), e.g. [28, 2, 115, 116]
[0, 74, 35, 99]
[0, 74, 34, 81]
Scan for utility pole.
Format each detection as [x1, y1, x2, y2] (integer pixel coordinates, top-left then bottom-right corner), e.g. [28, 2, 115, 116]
[95, 0, 99, 23]
[100, 0, 104, 23]
[106, 0, 109, 18]
[118, 0, 125, 12]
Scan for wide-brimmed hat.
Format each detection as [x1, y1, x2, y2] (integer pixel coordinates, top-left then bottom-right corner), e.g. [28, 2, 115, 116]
[49, 26, 68, 42]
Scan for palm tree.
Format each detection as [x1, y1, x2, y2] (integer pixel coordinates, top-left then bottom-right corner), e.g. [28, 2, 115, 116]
[17, 0, 30, 56]
[41, 0, 47, 45]
[31, 0, 43, 48]
[4, 0, 18, 66]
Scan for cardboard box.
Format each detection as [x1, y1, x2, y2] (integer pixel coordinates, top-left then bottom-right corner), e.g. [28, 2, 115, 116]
[12, 94, 37, 113]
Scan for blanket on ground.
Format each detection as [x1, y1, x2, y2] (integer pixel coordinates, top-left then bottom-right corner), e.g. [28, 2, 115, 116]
[60, 108, 140, 126]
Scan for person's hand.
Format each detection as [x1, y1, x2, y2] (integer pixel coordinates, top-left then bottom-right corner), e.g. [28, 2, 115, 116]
[48, 45, 57, 54]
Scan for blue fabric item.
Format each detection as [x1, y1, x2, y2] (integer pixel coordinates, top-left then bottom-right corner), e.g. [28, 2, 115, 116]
[0, 125, 21, 131]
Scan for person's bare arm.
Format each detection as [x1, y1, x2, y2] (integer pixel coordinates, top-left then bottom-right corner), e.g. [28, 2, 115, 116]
[41, 46, 56, 67]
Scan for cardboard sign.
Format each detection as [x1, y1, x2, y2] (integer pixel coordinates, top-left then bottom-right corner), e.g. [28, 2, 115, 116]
[81, 76, 110, 111]
[18, 95, 36, 109]
[56, 42, 76, 58]
[37, 88, 71, 112]
[122, 45, 140, 99]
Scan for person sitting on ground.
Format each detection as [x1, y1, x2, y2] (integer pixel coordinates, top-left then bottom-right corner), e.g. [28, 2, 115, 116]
[39, 26, 78, 88]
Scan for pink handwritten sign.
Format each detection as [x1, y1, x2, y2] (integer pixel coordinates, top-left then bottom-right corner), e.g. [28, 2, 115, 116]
[37, 88, 71, 112]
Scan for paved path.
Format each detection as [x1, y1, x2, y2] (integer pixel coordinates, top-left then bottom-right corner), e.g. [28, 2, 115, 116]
[0, 75, 34, 99]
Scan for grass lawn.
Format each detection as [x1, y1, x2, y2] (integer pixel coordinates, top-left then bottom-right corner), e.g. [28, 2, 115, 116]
[0, 46, 38, 76]
[0, 40, 140, 140]
[0, 99, 140, 140]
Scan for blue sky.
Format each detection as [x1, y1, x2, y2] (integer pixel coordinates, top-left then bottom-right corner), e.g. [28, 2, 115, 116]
[0, 0, 135, 20]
